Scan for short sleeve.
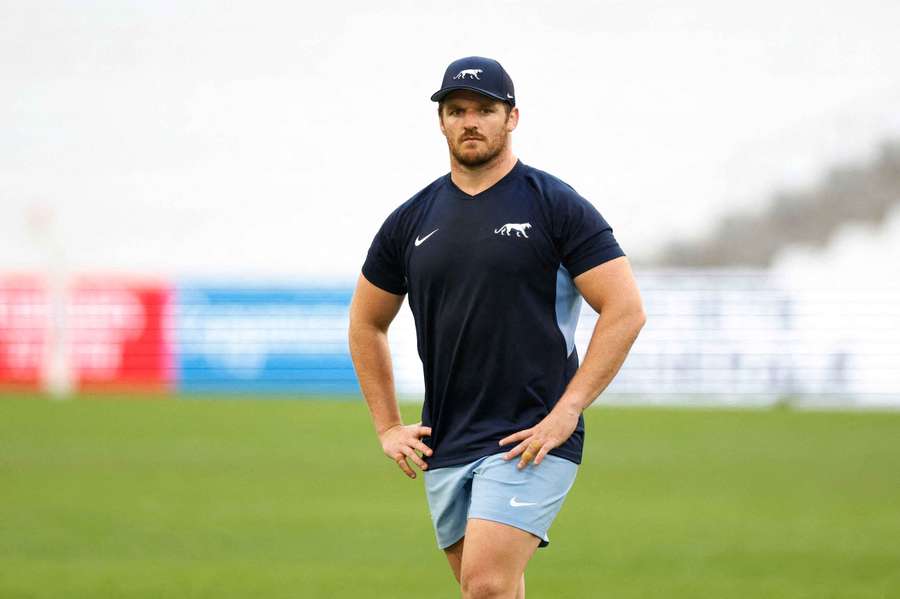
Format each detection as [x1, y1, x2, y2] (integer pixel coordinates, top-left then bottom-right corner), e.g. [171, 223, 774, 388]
[362, 209, 408, 295]
[555, 191, 625, 278]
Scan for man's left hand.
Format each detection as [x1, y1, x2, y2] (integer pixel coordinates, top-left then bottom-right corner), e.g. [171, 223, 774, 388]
[498, 404, 581, 469]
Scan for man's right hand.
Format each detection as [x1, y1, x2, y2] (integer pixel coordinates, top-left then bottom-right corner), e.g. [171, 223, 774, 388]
[378, 422, 433, 479]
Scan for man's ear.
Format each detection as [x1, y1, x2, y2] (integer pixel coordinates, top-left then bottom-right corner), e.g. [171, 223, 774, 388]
[438, 110, 447, 136]
[507, 107, 519, 132]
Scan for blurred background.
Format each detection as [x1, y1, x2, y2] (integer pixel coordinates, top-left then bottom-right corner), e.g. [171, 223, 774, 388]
[2, 2, 899, 597]
[2, 0, 899, 404]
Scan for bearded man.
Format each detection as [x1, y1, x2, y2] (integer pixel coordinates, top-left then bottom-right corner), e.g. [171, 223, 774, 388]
[348, 56, 646, 599]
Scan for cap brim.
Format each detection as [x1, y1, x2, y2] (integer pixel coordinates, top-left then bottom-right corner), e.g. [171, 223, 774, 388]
[431, 85, 512, 104]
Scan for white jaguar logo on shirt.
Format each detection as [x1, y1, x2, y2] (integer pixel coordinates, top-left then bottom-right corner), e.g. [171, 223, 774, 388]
[494, 223, 532, 238]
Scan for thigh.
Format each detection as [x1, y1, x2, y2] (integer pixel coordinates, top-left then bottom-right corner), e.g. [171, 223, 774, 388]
[443, 536, 464, 583]
[460, 518, 540, 593]
[445, 532, 527, 598]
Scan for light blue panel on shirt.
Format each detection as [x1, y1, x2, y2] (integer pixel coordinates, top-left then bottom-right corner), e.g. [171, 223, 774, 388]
[555, 266, 582, 358]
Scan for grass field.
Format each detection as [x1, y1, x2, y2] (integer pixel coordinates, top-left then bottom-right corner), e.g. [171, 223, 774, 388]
[1, 395, 898, 598]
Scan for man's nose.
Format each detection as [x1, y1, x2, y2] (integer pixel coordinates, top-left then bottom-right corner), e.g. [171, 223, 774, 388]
[462, 110, 480, 128]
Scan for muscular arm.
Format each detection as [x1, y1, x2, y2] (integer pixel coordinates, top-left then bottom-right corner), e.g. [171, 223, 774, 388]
[556, 255, 646, 413]
[500, 255, 646, 467]
[348, 273, 406, 435]
[348, 274, 432, 478]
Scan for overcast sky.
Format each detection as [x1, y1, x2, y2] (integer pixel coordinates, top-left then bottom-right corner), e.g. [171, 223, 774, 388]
[3, 0, 900, 281]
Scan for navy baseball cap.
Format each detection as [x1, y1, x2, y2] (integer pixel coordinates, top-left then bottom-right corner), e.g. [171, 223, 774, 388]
[431, 56, 516, 106]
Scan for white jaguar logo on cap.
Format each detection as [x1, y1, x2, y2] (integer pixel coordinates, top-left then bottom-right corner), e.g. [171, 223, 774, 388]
[454, 68, 483, 80]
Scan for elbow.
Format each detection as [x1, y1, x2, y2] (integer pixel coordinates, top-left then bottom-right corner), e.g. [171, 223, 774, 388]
[596, 301, 647, 333]
[635, 305, 647, 330]
[625, 303, 647, 335]
[598, 301, 645, 337]
[348, 310, 389, 339]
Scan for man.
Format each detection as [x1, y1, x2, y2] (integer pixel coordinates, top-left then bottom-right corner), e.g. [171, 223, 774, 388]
[348, 56, 645, 599]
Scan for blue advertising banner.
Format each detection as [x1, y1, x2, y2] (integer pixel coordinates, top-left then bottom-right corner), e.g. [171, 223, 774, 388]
[174, 286, 358, 393]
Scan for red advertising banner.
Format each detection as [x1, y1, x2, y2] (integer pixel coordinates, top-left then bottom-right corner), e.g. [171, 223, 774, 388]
[0, 277, 46, 390]
[70, 280, 173, 392]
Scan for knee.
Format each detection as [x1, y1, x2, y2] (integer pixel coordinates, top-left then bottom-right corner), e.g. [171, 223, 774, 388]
[461, 571, 514, 599]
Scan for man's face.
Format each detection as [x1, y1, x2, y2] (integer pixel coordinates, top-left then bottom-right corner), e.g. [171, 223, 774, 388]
[439, 90, 518, 168]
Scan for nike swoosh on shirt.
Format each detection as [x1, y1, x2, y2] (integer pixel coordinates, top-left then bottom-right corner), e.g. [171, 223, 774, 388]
[414, 229, 439, 246]
[509, 497, 538, 507]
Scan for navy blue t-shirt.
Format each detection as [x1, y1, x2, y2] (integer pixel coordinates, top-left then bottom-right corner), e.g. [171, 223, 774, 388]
[362, 160, 624, 469]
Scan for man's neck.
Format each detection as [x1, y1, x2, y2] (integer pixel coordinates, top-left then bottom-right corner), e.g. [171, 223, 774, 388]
[449, 151, 518, 196]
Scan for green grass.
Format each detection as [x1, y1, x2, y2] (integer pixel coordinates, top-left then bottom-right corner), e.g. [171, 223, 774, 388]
[1, 394, 898, 598]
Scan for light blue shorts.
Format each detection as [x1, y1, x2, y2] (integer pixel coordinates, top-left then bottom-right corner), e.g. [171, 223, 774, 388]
[423, 452, 578, 550]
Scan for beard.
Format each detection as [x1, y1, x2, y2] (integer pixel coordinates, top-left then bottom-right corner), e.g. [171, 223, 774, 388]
[448, 130, 509, 168]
